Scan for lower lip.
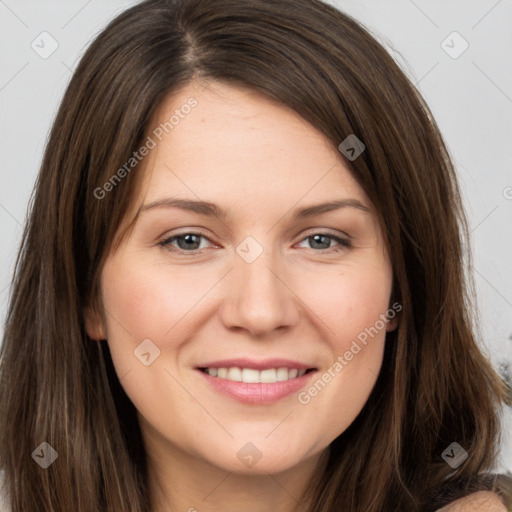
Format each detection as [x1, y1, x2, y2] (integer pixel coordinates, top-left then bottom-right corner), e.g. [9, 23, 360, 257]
[197, 369, 317, 404]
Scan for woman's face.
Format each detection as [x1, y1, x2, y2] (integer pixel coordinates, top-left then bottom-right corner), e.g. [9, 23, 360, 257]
[87, 80, 397, 475]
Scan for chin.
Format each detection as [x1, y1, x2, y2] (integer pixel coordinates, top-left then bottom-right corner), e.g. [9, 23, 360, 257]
[199, 437, 321, 476]
[217, 454, 303, 476]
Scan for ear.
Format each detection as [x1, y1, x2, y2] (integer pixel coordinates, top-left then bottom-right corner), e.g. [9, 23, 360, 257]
[385, 300, 401, 332]
[84, 304, 107, 341]
[386, 314, 399, 332]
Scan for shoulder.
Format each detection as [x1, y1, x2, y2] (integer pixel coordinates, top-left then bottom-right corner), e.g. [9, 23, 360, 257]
[436, 491, 507, 511]
[0, 471, 10, 512]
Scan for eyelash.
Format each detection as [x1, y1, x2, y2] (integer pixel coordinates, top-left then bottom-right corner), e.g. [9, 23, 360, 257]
[157, 230, 352, 255]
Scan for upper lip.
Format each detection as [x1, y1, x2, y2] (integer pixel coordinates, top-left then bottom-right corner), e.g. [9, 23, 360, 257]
[195, 358, 316, 371]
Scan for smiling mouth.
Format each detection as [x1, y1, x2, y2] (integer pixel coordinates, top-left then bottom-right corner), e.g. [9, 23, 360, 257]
[198, 367, 316, 383]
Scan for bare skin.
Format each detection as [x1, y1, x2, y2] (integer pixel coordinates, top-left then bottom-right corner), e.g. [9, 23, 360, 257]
[437, 491, 506, 511]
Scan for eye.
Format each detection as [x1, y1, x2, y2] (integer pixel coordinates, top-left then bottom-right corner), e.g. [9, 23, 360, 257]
[296, 232, 351, 252]
[158, 231, 214, 253]
[158, 230, 352, 255]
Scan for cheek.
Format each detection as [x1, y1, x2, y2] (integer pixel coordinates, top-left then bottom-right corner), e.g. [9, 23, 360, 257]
[101, 254, 207, 341]
[99, 255, 206, 429]
[326, 265, 391, 379]
[295, 260, 393, 345]
[293, 262, 391, 437]
[99, 252, 209, 382]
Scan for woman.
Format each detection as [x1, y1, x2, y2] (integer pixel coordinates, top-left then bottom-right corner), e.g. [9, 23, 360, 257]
[0, 0, 510, 510]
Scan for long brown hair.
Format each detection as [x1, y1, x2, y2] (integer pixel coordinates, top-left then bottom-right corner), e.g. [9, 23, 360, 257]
[0, 0, 509, 510]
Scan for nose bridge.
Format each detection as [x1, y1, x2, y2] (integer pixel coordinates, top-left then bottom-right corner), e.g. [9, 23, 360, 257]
[221, 235, 298, 335]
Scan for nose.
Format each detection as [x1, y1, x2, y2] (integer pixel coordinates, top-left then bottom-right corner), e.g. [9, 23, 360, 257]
[218, 243, 300, 338]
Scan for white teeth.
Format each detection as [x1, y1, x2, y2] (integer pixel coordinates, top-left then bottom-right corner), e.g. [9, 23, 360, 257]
[276, 367, 289, 381]
[226, 367, 242, 381]
[242, 368, 260, 383]
[259, 369, 277, 383]
[204, 367, 309, 383]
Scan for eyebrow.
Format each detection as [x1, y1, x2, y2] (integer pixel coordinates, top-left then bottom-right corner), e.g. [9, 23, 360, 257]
[140, 197, 370, 220]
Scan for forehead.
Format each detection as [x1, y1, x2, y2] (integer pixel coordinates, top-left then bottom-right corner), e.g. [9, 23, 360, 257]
[140, 80, 369, 204]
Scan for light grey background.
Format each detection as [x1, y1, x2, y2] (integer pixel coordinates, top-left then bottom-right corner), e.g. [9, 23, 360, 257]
[1, 0, 511, 473]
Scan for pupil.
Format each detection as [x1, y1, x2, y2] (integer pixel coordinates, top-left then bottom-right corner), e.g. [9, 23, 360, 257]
[178, 234, 200, 250]
[311, 234, 329, 249]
